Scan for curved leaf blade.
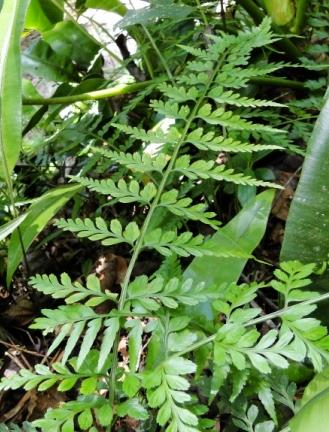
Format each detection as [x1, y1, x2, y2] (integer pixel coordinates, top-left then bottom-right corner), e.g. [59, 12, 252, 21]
[183, 189, 275, 328]
[0, 0, 29, 185]
[281, 89, 329, 263]
[6, 184, 82, 285]
[290, 366, 329, 432]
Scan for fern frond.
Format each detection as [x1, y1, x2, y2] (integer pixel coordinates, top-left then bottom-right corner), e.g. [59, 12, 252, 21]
[29, 273, 116, 307]
[143, 357, 198, 432]
[113, 123, 180, 144]
[185, 59, 215, 73]
[174, 156, 282, 188]
[208, 87, 285, 108]
[159, 189, 219, 227]
[156, 254, 182, 281]
[56, 217, 140, 246]
[216, 63, 285, 89]
[186, 128, 282, 152]
[150, 100, 190, 120]
[143, 228, 205, 257]
[74, 177, 157, 204]
[95, 148, 168, 173]
[214, 324, 303, 375]
[0, 363, 77, 392]
[158, 83, 199, 102]
[31, 305, 119, 370]
[197, 104, 283, 133]
[126, 276, 215, 311]
[143, 228, 241, 257]
[177, 71, 210, 87]
[271, 261, 329, 371]
[32, 395, 114, 431]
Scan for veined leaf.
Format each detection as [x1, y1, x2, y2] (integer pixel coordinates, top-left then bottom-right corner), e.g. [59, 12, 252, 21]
[43, 20, 101, 69]
[290, 366, 329, 432]
[25, 0, 63, 32]
[183, 190, 275, 329]
[281, 87, 329, 263]
[0, 0, 29, 185]
[86, 0, 127, 16]
[7, 184, 82, 285]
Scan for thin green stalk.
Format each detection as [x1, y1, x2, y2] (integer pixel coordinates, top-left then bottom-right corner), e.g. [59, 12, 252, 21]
[195, 0, 209, 27]
[239, 0, 302, 60]
[291, 0, 308, 34]
[141, 24, 174, 83]
[22, 81, 152, 105]
[109, 53, 227, 411]
[22, 76, 305, 106]
[175, 291, 329, 358]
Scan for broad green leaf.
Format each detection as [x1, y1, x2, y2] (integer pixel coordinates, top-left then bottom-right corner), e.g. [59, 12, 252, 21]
[183, 190, 275, 328]
[7, 184, 82, 285]
[263, 0, 295, 26]
[0, 213, 28, 242]
[290, 366, 329, 432]
[25, 0, 63, 31]
[86, 0, 127, 15]
[22, 39, 77, 82]
[0, 0, 29, 185]
[281, 88, 329, 263]
[117, 1, 193, 28]
[43, 21, 101, 68]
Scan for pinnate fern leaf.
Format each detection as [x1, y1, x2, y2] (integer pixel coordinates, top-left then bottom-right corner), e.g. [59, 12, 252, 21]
[74, 177, 157, 204]
[56, 217, 140, 246]
[186, 128, 282, 152]
[95, 148, 168, 173]
[29, 273, 116, 306]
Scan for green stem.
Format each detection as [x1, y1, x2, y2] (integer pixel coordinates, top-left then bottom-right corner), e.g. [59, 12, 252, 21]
[22, 76, 305, 106]
[141, 24, 174, 83]
[239, 0, 302, 60]
[175, 291, 329, 357]
[291, 0, 308, 34]
[22, 81, 153, 105]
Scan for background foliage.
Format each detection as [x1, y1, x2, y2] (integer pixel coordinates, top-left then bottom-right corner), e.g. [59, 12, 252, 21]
[0, 0, 329, 431]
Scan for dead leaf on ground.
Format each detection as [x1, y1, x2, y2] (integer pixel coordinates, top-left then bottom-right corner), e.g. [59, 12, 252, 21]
[95, 253, 127, 292]
[272, 171, 298, 221]
[2, 296, 36, 326]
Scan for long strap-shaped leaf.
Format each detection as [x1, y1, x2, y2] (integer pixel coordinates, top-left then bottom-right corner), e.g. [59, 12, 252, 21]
[281, 88, 329, 263]
[0, 0, 30, 187]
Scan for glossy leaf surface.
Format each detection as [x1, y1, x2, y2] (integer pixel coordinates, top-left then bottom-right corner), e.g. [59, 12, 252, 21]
[281, 89, 329, 263]
[0, 0, 29, 184]
[25, 0, 63, 31]
[290, 366, 329, 432]
[183, 189, 274, 326]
